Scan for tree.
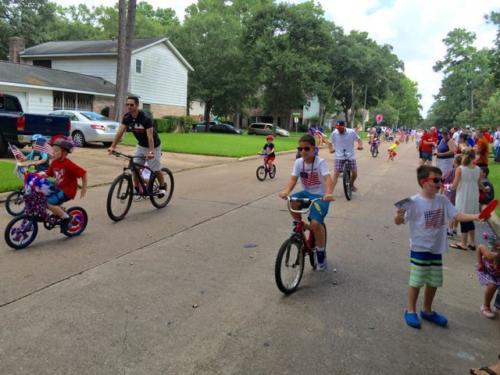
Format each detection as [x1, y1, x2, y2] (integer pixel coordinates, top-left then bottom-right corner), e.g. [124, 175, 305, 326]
[485, 11, 500, 87]
[480, 89, 500, 126]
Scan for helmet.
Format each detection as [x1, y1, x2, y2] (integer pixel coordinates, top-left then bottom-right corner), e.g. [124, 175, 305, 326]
[31, 134, 43, 142]
[266, 135, 274, 141]
[53, 138, 74, 153]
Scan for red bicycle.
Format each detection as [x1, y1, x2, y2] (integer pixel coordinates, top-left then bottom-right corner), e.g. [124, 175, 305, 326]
[256, 153, 276, 181]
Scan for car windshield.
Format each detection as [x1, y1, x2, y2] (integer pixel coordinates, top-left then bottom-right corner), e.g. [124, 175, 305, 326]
[81, 111, 108, 121]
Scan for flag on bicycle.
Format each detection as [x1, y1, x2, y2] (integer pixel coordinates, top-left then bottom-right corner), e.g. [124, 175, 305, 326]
[33, 138, 54, 156]
[8, 143, 26, 161]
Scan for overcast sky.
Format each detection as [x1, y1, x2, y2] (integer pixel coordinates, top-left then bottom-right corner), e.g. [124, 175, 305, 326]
[53, 0, 498, 115]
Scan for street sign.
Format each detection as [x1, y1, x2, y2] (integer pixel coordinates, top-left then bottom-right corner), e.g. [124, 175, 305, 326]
[294, 117, 299, 124]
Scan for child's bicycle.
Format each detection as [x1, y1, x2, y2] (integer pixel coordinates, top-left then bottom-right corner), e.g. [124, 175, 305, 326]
[256, 153, 276, 181]
[5, 188, 25, 216]
[275, 197, 327, 295]
[370, 139, 380, 158]
[107, 150, 174, 221]
[4, 191, 88, 250]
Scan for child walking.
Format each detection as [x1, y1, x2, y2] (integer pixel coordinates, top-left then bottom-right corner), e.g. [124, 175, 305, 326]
[395, 165, 483, 329]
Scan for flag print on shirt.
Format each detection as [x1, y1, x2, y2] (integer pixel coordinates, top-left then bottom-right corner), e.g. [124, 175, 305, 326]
[424, 208, 444, 229]
[301, 170, 321, 189]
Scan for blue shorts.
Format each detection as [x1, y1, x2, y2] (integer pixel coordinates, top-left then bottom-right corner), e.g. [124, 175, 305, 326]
[421, 151, 433, 161]
[291, 191, 330, 224]
[47, 189, 68, 205]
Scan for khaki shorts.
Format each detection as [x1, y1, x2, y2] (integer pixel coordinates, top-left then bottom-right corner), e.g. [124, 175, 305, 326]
[134, 145, 162, 172]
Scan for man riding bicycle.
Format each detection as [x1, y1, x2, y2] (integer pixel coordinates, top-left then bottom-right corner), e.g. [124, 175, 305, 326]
[328, 120, 363, 193]
[108, 96, 166, 196]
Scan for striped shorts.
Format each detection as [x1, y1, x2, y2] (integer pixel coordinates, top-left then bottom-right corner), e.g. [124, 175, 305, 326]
[335, 158, 357, 172]
[409, 251, 443, 288]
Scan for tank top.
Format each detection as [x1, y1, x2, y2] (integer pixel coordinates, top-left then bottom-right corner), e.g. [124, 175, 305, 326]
[437, 139, 453, 159]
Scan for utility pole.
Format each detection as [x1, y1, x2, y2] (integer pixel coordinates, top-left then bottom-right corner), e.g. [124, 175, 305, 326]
[113, 0, 137, 122]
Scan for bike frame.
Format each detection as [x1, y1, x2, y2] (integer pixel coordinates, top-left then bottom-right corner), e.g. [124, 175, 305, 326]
[286, 197, 320, 255]
[113, 151, 156, 196]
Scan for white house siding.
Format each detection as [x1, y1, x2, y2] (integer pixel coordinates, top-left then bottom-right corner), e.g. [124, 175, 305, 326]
[0, 85, 53, 114]
[303, 96, 320, 120]
[129, 43, 188, 108]
[51, 58, 117, 84]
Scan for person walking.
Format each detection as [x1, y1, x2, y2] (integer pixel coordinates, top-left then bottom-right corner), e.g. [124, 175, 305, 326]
[435, 128, 456, 175]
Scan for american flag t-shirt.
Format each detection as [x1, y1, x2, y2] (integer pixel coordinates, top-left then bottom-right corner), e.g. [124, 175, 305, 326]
[301, 171, 321, 188]
[424, 208, 444, 229]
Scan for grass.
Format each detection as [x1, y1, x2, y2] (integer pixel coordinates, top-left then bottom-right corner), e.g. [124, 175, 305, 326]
[488, 161, 500, 216]
[0, 161, 23, 193]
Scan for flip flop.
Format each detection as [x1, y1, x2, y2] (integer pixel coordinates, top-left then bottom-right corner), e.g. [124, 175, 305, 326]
[470, 367, 498, 375]
[450, 243, 468, 250]
[468, 245, 476, 251]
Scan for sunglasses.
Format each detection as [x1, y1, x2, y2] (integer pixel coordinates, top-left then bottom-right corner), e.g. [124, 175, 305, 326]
[126, 103, 136, 107]
[424, 177, 444, 184]
[297, 146, 312, 152]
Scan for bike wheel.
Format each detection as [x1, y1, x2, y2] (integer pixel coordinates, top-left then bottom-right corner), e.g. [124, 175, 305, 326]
[256, 166, 266, 181]
[371, 145, 378, 158]
[342, 164, 352, 201]
[62, 207, 88, 237]
[4, 216, 38, 250]
[106, 174, 133, 222]
[268, 165, 277, 179]
[5, 190, 25, 216]
[275, 238, 305, 295]
[150, 168, 174, 209]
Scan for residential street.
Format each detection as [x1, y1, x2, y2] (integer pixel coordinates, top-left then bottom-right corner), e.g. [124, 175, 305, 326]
[0, 142, 498, 374]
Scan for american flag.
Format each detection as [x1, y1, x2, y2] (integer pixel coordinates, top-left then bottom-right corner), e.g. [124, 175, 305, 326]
[33, 138, 54, 156]
[424, 208, 444, 229]
[301, 171, 321, 188]
[8, 143, 26, 161]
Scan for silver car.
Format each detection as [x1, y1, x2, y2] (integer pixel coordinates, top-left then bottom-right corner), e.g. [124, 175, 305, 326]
[49, 110, 118, 147]
[248, 122, 290, 137]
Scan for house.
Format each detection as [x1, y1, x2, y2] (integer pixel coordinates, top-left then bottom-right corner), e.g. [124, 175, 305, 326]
[20, 37, 194, 117]
[0, 60, 117, 114]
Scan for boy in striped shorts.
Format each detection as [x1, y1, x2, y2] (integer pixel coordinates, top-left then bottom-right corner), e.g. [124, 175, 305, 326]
[395, 165, 483, 329]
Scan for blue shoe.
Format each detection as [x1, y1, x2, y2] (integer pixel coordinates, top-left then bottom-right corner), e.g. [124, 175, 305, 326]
[420, 310, 448, 327]
[404, 311, 421, 329]
[315, 250, 327, 271]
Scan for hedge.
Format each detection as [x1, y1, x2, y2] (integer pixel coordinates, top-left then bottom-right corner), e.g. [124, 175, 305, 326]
[154, 115, 197, 133]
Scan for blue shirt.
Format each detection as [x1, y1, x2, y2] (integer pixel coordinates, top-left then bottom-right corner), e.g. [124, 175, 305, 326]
[25, 150, 49, 172]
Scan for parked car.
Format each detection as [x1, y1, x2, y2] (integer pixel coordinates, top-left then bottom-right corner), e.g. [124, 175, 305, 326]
[248, 122, 289, 137]
[0, 93, 70, 156]
[209, 123, 242, 135]
[49, 110, 119, 147]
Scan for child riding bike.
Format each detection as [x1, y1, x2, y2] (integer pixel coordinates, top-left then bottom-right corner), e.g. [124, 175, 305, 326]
[261, 135, 276, 171]
[278, 134, 334, 271]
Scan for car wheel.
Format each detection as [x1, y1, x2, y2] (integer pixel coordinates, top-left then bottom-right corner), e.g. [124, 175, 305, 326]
[72, 131, 86, 147]
[103, 142, 112, 147]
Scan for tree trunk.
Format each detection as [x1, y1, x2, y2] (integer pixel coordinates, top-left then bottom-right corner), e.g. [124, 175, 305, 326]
[204, 100, 212, 131]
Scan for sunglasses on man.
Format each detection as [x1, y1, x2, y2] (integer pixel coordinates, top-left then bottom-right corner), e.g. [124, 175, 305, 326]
[424, 177, 444, 184]
[297, 146, 312, 152]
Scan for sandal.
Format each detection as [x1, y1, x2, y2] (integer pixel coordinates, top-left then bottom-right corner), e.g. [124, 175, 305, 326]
[468, 245, 476, 251]
[481, 305, 496, 319]
[449, 243, 468, 250]
[470, 367, 498, 375]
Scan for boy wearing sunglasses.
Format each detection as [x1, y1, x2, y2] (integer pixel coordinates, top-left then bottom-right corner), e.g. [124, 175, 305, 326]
[279, 134, 334, 271]
[395, 165, 484, 329]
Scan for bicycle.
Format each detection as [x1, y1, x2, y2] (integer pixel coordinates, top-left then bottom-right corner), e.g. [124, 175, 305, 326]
[107, 150, 174, 222]
[370, 139, 380, 158]
[256, 154, 276, 181]
[5, 188, 25, 216]
[275, 197, 327, 295]
[4, 190, 88, 250]
[338, 149, 353, 201]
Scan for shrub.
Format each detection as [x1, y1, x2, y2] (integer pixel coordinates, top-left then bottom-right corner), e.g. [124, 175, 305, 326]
[154, 118, 175, 133]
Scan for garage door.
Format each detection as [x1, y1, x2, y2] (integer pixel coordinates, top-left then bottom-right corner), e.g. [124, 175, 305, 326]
[2, 90, 27, 111]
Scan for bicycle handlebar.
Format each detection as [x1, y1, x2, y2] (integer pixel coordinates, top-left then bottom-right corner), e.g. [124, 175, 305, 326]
[286, 196, 321, 214]
[110, 150, 146, 160]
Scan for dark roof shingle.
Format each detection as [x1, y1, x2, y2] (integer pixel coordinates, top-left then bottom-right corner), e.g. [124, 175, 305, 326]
[0, 61, 116, 96]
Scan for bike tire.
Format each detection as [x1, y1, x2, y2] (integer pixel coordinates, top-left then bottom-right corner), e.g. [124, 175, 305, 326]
[256, 166, 266, 181]
[371, 145, 379, 158]
[106, 174, 133, 222]
[5, 190, 25, 216]
[62, 206, 88, 237]
[268, 165, 277, 179]
[4, 216, 38, 250]
[275, 238, 305, 295]
[150, 168, 174, 209]
[342, 163, 352, 201]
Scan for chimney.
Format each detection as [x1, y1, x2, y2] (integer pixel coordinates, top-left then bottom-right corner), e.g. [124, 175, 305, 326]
[8, 37, 25, 63]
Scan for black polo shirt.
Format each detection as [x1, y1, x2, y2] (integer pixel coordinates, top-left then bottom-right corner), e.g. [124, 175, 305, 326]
[122, 110, 161, 148]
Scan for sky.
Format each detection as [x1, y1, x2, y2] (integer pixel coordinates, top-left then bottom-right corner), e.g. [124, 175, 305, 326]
[53, 0, 498, 116]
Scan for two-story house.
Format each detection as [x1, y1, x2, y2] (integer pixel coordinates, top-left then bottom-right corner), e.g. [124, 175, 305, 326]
[19, 37, 193, 117]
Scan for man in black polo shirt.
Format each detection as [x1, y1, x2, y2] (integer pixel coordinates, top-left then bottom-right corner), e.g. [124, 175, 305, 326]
[108, 96, 166, 194]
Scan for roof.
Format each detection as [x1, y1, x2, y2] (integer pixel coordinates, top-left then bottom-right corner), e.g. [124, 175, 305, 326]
[21, 37, 194, 72]
[0, 61, 117, 97]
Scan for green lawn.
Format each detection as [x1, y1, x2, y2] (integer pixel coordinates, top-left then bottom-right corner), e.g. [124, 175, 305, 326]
[488, 161, 500, 215]
[0, 161, 23, 193]
[122, 132, 304, 157]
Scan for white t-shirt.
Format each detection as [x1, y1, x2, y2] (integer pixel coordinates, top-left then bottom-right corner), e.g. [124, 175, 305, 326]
[452, 130, 461, 144]
[404, 194, 458, 254]
[292, 156, 330, 196]
[328, 129, 360, 160]
[494, 131, 500, 148]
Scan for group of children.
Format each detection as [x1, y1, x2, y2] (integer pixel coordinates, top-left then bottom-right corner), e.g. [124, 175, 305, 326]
[13, 134, 87, 230]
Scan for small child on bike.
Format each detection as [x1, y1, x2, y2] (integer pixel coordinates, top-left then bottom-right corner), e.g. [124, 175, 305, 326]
[388, 140, 399, 161]
[22, 134, 50, 172]
[279, 134, 334, 271]
[394, 165, 485, 329]
[43, 138, 87, 231]
[262, 135, 276, 170]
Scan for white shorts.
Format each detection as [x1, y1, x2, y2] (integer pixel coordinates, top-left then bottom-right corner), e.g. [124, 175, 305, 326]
[134, 145, 162, 172]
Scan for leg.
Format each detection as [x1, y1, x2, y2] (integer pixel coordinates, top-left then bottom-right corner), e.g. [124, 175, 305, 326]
[47, 203, 66, 218]
[468, 229, 476, 248]
[484, 284, 497, 309]
[332, 171, 340, 193]
[422, 286, 438, 314]
[290, 201, 302, 222]
[309, 220, 326, 248]
[407, 286, 420, 313]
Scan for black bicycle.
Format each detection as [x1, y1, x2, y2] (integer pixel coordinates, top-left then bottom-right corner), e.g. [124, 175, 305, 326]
[339, 149, 353, 201]
[256, 154, 277, 181]
[5, 188, 25, 216]
[107, 151, 174, 221]
[370, 139, 379, 158]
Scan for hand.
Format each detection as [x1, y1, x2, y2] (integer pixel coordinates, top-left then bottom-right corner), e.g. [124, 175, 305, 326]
[278, 191, 288, 199]
[146, 150, 154, 160]
[80, 187, 87, 199]
[107, 146, 115, 155]
[396, 208, 406, 217]
[322, 193, 334, 202]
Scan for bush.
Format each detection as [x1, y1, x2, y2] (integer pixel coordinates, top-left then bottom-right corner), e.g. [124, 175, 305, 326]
[298, 123, 308, 132]
[154, 118, 175, 133]
[157, 115, 197, 133]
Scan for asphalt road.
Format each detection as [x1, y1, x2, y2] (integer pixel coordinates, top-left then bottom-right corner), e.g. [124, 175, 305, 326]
[0, 143, 498, 374]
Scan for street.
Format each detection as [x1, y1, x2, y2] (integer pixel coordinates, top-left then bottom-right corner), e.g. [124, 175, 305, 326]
[0, 143, 498, 374]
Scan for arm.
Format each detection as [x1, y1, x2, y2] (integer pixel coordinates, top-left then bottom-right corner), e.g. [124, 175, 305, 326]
[451, 166, 461, 190]
[146, 128, 155, 158]
[80, 173, 88, 198]
[357, 138, 363, 150]
[328, 141, 334, 154]
[278, 176, 298, 198]
[109, 124, 127, 151]
[394, 208, 405, 225]
[322, 174, 334, 201]
[455, 212, 480, 222]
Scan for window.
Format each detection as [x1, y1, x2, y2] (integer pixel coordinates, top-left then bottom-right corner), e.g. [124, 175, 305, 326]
[136, 59, 142, 73]
[33, 60, 52, 68]
[0, 95, 22, 112]
[142, 103, 151, 112]
[53, 91, 93, 111]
